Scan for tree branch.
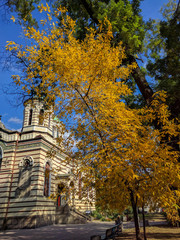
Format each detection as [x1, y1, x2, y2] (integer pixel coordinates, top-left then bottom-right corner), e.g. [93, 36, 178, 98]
[80, 0, 99, 25]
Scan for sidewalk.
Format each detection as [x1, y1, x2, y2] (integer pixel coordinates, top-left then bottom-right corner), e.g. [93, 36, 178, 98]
[0, 217, 168, 240]
[123, 219, 168, 229]
[0, 221, 115, 240]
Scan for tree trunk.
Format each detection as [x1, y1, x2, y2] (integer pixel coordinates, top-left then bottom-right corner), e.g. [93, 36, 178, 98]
[142, 204, 147, 240]
[130, 190, 142, 240]
[128, 55, 154, 105]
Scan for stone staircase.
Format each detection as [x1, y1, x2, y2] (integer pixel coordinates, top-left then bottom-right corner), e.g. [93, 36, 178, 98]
[55, 204, 89, 224]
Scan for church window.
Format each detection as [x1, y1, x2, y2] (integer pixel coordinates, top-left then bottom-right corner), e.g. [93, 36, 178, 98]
[78, 173, 82, 199]
[44, 162, 51, 197]
[53, 126, 57, 138]
[57, 183, 65, 207]
[52, 126, 59, 138]
[29, 109, 33, 125]
[39, 109, 44, 125]
[48, 114, 51, 128]
[0, 146, 3, 169]
[57, 129, 59, 138]
[58, 182, 65, 193]
[52, 126, 55, 137]
[70, 181, 74, 187]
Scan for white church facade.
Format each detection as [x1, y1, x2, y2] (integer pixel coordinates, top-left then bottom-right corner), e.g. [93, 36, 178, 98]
[0, 98, 95, 230]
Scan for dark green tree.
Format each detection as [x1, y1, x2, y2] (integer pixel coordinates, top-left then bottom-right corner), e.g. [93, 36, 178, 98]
[146, 0, 180, 119]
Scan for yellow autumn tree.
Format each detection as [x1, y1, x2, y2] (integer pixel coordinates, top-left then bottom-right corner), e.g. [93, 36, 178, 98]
[6, 5, 180, 240]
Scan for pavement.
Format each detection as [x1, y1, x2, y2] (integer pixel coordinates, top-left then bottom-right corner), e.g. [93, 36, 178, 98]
[0, 219, 168, 240]
[123, 219, 168, 229]
[0, 221, 115, 240]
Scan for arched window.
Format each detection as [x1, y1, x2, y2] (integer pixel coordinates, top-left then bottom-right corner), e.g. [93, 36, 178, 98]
[52, 126, 59, 138]
[29, 109, 33, 125]
[58, 182, 65, 193]
[53, 126, 57, 138]
[78, 173, 82, 199]
[57, 129, 59, 138]
[70, 181, 74, 188]
[44, 162, 51, 197]
[0, 146, 3, 169]
[57, 183, 68, 207]
[48, 114, 51, 128]
[39, 109, 44, 125]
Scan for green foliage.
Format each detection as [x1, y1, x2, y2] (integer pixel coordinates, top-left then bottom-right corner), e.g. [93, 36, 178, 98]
[91, 208, 120, 221]
[123, 206, 133, 221]
[3, 0, 40, 27]
[124, 206, 133, 215]
[91, 209, 102, 220]
[97, 0, 145, 54]
[55, 0, 145, 55]
[3, 0, 145, 54]
[145, 0, 180, 118]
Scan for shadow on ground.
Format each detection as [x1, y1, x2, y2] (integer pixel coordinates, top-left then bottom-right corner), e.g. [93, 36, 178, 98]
[116, 225, 180, 240]
[0, 221, 115, 240]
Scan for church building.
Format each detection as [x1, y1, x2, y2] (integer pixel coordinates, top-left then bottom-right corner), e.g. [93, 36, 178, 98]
[0, 98, 94, 230]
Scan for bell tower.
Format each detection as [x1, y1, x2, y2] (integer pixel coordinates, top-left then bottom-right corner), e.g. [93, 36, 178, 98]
[22, 98, 53, 136]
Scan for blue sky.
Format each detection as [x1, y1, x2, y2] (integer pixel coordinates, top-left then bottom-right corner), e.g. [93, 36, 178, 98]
[0, 0, 170, 131]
